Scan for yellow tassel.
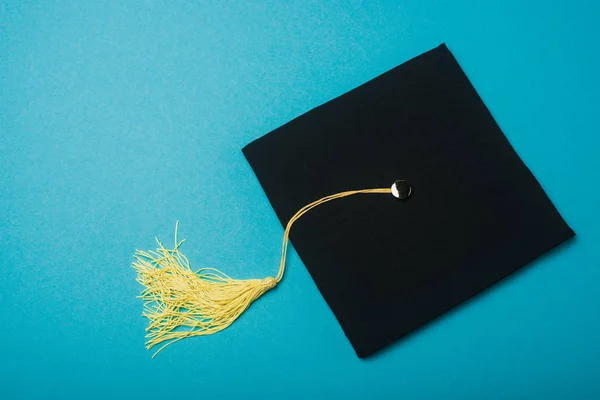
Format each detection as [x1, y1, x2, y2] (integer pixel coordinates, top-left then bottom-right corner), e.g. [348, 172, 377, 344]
[133, 188, 392, 357]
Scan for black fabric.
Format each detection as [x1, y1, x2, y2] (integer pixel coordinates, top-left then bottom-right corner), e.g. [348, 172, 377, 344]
[242, 43, 575, 358]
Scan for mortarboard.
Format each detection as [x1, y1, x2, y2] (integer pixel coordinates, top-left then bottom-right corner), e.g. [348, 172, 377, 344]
[133, 43, 575, 358]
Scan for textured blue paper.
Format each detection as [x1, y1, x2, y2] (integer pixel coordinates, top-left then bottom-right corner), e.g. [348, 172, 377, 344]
[1, 1, 598, 398]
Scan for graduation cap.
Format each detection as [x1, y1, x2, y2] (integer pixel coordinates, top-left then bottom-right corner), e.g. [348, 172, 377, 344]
[133, 44, 575, 358]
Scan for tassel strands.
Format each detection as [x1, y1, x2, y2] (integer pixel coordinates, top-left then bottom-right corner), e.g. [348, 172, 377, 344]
[133, 188, 392, 357]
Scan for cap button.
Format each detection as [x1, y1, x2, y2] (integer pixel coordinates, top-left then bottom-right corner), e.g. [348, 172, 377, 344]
[391, 180, 412, 200]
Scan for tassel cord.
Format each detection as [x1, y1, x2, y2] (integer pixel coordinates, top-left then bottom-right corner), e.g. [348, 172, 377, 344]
[275, 188, 391, 282]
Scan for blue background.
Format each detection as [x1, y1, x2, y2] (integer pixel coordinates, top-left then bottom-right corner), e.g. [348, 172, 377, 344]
[1, 1, 599, 398]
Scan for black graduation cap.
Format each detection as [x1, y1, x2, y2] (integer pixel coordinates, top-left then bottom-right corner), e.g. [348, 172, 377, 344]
[133, 43, 574, 358]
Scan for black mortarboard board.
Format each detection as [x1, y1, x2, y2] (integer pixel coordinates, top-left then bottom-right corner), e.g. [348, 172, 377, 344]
[133, 43, 574, 358]
[241, 43, 575, 358]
